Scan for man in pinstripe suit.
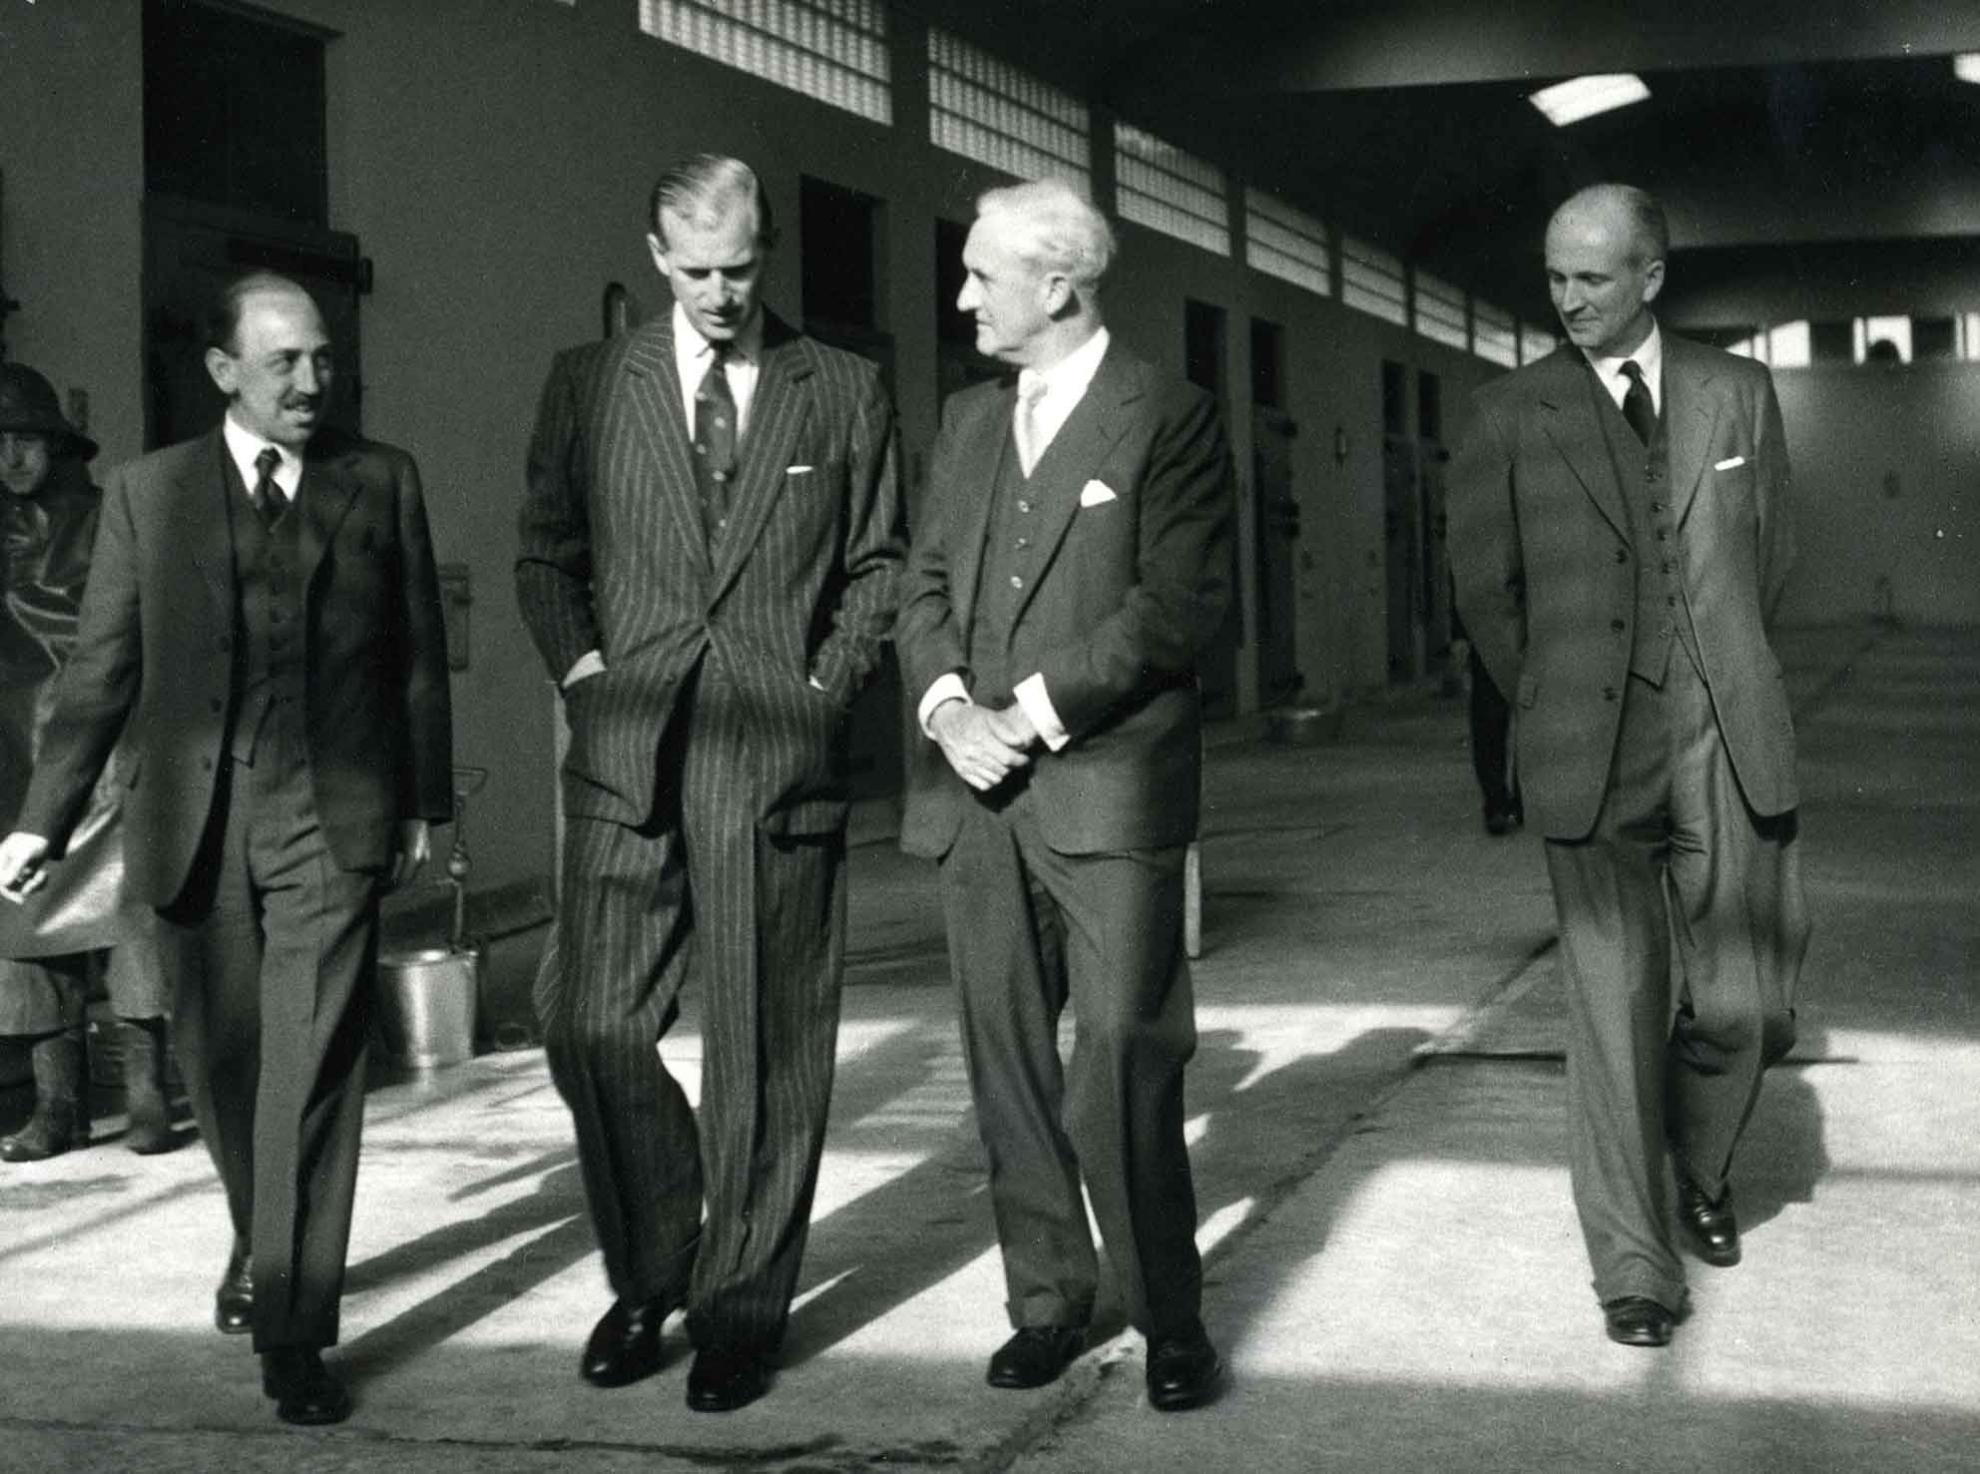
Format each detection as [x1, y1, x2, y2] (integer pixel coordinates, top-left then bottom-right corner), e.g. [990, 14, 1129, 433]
[516, 155, 904, 1413]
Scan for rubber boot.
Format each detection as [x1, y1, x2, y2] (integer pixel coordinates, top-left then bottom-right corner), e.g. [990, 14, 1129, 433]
[121, 1017, 176, 1155]
[1, 1027, 90, 1162]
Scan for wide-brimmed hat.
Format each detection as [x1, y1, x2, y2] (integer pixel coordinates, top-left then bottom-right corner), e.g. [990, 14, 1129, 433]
[0, 363, 97, 462]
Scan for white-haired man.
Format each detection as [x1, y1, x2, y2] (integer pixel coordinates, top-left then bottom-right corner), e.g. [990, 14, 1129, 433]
[898, 177, 1234, 1410]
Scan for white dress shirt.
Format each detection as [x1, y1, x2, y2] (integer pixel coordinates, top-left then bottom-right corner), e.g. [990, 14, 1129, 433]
[222, 413, 304, 503]
[917, 327, 1113, 753]
[1585, 318, 1664, 416]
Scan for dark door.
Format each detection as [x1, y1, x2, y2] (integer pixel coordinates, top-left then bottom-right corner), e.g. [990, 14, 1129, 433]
[1252, 407, 1302, 705]
[1381, 359, 1419, 680]
[1249, 316, 1300, 705]
[1417, 369, 1451, 662]
[142, 199, 363, 448]
[1186, 299, 1239, 719]
[141, 1, 359, 448]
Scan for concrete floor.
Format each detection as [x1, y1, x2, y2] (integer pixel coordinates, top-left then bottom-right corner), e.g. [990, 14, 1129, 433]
[2, 624, 1974, 1473]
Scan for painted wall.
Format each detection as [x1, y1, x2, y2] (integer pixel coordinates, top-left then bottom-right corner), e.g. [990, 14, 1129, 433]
[1, 0, 1506, 897]
[1770, 365, 1980, 627]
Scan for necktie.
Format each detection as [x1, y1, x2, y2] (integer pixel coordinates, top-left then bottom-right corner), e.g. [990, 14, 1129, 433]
[1014, 374, 1049, 476]
[694, 346, 738, 534]
[1619, 360, 1656, 446]
[252, 447, 288, 528]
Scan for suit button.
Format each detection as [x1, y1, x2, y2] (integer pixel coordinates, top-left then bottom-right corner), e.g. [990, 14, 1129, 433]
[1009, 575, 1023, 589]
[1614, 548, 1628, 563]
[1651, 502, 1665, 513]
[1610, 619, 1625, 632]
[1017, 499, 1031, 514]
[1603, 687, 1618, 702]
[200, 757, 213, 770]
[209, 697, 223, 713]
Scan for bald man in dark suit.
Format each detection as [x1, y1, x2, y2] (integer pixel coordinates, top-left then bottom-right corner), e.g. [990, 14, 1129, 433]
[1450, 184, 1808, 1349]
[517, 154, 903, 1413]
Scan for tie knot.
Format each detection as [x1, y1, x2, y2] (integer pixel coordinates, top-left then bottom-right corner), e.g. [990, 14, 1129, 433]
[254, 447, 281, 481]
[1619, 360, 1646, 386]
[1018, 373, 1048, 408]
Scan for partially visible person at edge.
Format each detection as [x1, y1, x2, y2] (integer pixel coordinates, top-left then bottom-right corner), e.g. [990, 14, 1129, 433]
[0, 362, 173, 1164]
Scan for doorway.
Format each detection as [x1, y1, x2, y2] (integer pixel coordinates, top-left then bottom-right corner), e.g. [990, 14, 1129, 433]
[141, 0, 360, 448]
[1186, 299, 1239, 719]
[1250, 318, 1301, 706]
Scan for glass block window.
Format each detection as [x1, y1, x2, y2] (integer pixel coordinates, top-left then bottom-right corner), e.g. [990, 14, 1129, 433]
[928, 30, 1089, 186]
[1473, 301, 1518, 367]
[639, 0, 890, 126]
[1520, 323, 1559, 363]
[1340, 234, 1406, 325]
[1414, 270, 1468, 350]
[1244, 189, 1331, 297]
[1853, 316, 1911, 365]
[1114, 123, 1230, 257]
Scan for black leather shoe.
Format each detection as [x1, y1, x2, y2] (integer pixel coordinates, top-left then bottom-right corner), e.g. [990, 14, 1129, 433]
[1677, 1179, 1742, 1267]
[214, 1243, 253, 1335]
[260, 1347, 352, 1425]
[985, 1326, 1085, 1389]
[1146, 1326, 1223, 1411]
[685, 1345, 772, 1412]
[580, 1297, 674, 1387]
[1483, 804, 1520, 837]
[1602, 1296, 1674, 1348]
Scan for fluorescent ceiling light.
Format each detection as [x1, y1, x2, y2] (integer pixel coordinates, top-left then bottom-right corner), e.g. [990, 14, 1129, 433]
[1528, 74, 1651, 126]
[1956, 53, 1980, 84]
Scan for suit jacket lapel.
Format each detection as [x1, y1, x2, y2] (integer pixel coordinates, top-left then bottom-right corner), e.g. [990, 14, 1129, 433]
[1662, 336, 1724, 529]
[709, 314, 812, 604]
[1005, 342, 1140, 627]
[1535, 348, 1631, 542]
[297, 439, 363, 593]
[950, 380, 1017, 644]
[620, 316, 712, 572]
[182, 430, 238, 615]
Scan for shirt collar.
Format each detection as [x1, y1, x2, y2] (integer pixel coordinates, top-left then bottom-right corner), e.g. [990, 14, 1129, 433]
[1586, 317, 1662, 390]
[222, 412, 305, 494]
[1018, 326, 1111, 404]
[673, 301, 763, 368]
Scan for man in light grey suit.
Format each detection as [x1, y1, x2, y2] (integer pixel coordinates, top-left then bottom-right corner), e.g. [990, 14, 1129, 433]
[1450, 184, 1809, 1348]
[516, 155, 903, 1412]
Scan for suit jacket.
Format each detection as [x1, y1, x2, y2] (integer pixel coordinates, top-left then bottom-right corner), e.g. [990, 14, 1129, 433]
[1448, 332, 1797, 841]
[515, 310, 903, 836]
[897, 340, 1235, 859]
[19, 427, 454, 905]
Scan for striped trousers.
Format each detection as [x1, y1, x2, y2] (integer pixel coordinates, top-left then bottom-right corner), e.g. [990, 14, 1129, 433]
[537, 678, 847, 1355]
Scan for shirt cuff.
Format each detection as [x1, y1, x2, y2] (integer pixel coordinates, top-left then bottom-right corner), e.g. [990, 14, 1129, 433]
[917, 672, 971, 737]
[561, 649, 606, 688]
[1013, 673, 1069, 752]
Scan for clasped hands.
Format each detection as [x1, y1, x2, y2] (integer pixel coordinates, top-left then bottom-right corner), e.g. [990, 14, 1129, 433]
[929, 698, 1038, 792]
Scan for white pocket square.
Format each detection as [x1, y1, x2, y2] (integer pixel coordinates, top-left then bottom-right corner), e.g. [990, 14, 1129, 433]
[1079, 480, 1118, 508]
[1714, 455, 1747, 472]
[786, 464, 814, 475]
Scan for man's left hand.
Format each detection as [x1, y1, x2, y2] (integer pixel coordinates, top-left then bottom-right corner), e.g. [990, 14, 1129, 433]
[389, 820, 431, 890]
